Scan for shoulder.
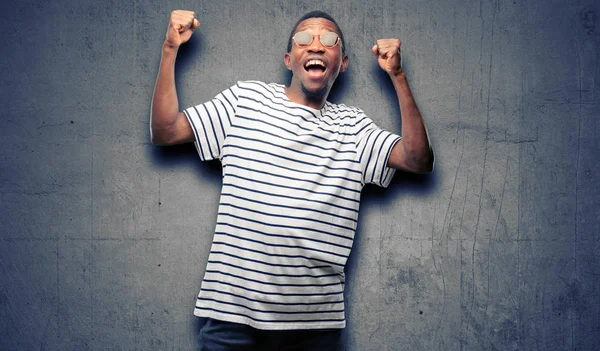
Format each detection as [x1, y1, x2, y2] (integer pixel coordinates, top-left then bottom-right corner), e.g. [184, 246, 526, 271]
[233, 81, 292, 108]
[323, 101, 369, 126]
[325, 100, 365, 116]
[235, 80, 281, 92]
[234, 81, 286, 99]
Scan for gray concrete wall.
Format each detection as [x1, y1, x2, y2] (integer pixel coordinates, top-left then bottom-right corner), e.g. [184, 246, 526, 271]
[1, 0, 598, 350]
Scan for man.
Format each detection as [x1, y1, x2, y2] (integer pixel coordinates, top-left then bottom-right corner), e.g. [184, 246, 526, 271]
[151, 9, 433, 350]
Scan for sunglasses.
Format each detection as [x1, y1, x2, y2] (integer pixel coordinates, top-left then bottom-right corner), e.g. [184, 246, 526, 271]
[292, 31, 342, 48]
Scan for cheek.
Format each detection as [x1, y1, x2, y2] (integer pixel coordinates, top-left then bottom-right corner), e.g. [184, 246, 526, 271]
[290, 56, 302, 70]
[328, 51, 344, 69]
[330, 58, 343, 72]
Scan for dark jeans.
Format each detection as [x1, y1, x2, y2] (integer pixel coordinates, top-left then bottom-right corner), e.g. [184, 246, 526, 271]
[197, 318, 343, 351]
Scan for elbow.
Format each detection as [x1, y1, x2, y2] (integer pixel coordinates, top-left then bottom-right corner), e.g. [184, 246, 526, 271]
[149, 114, 160, 146]
[408, 149, 434, 174]
[420, 149, 435, 173]
[419, 158, 434, 174]
[411, 162, 434, 174]
[149, 110, 170, 146]
[149, 126, 161, 146]
[150, 126, 169, 146]
[150, 128, 157, 145]
[150, 111, 188, 146]
[150, 134, 161, 146]
[150, 131, 171, 146]
[149, 115, 172, 146]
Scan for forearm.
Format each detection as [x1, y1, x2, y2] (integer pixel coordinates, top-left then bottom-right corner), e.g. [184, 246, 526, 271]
[150, 43, 181, 144]
[390, 72, 434, 172]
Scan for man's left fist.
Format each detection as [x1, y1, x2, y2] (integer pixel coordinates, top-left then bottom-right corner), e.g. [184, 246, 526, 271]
[372, 39, 402, 76]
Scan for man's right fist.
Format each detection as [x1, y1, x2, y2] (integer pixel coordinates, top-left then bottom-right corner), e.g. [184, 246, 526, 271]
[165, 10, 200, 48]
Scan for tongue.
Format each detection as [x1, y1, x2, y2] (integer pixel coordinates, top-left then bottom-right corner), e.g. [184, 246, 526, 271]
[307, 67, 325, 78]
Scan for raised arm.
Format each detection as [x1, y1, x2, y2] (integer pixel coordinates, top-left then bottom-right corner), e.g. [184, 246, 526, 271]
[150, 10, 200, 146]
[372, 39, 434, 174]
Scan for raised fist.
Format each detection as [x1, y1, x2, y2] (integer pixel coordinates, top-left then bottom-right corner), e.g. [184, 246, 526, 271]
[372, 39, 403, 76]
[165, 10, 200, 48]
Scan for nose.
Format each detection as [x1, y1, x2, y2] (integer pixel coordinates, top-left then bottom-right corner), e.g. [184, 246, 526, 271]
[307, 35, 326, 53]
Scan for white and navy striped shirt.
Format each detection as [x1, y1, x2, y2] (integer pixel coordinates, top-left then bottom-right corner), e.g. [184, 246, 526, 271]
[184, 80, 401, 330]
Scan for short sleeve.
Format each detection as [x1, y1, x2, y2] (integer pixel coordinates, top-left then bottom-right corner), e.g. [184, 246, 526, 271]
[354, 111, 401, 187]
[183, 84, 240, 161]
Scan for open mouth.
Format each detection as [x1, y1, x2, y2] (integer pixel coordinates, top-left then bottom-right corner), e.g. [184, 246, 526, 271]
[304, 59, 327, 78]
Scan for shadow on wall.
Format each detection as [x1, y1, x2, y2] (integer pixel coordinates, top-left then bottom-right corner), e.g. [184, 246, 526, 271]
[174, 32, 204, 83]
[340, 59, 439, 347]
[148, 143, 223, 182]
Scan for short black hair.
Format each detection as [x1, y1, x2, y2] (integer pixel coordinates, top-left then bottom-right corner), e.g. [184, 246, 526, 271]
[286, 11, 346, 55]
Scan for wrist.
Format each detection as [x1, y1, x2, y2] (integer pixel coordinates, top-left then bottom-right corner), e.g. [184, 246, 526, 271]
[390, 70, 408, 87]
[388, 69, 406, 79]
[162, 41, 180, 53]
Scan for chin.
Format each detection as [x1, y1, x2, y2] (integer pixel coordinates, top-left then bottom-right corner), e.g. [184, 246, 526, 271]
[301, 82, 328, 100]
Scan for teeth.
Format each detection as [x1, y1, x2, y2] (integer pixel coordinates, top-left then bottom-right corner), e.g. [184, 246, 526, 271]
[305, 59, 325, 68]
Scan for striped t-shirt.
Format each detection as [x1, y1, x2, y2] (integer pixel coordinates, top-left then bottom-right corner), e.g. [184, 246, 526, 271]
[184, 80, 401, 330]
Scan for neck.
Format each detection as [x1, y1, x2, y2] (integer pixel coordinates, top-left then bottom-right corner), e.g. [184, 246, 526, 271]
[285, 81, 329, 110]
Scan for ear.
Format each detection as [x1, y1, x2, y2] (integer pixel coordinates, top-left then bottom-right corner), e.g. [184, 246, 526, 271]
[284, 53, 291, 70]
[340, 55, 349, 72]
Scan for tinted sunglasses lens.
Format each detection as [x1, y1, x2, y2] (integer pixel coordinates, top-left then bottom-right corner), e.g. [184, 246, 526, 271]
[294, 31, 313, 45]
[320, 32, 339, 47]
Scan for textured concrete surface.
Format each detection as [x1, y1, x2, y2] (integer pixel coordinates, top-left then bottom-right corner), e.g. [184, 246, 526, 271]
[1, 0, 599, 350]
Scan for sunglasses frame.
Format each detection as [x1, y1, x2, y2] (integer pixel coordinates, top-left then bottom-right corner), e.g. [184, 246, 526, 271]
[292, 31, 342, 49]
